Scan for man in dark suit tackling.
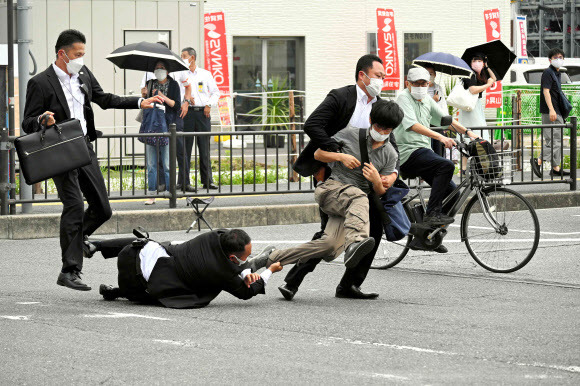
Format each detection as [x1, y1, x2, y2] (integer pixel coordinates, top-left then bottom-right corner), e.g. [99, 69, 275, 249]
[22, 29, 163, 291]
[282, 54, 400, 301]
[87, 229, 283, 309]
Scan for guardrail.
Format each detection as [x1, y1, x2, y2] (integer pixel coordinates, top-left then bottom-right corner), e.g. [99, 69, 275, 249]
[0, 118, 577, 215]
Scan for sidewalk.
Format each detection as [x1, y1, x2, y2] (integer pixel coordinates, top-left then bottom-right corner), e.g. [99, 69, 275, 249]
[1, 179, 578, 240]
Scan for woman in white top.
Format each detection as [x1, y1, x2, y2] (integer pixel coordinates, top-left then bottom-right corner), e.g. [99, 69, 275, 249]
[458, 53, 496, 141]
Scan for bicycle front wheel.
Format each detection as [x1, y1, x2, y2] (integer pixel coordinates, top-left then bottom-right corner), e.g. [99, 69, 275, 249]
[370, 235, 412, 269]
[461, 186, 540, 273]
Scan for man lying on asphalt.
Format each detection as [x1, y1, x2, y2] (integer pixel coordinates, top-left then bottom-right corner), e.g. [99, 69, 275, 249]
[87, 229, 281, 309]
[250, 100, 403, 296]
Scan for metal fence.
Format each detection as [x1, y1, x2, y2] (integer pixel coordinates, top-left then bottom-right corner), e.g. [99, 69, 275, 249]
[1, 118, 577, 215]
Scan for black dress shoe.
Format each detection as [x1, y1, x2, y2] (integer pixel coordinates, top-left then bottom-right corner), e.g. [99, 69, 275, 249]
[99, 284, 121, 301]
[550, 168, 570, 176]
[203, 182, 219, 190]
[434, 244, 448, 253]
[530, 158, 542, 179]
[335, 285, 378, 299]
[82, 236, 97, 259]
[278, 283, 298, 301]
[185, 185, 197, 192]
[343, 237, 375, 268]
[57, 271, 91, 291]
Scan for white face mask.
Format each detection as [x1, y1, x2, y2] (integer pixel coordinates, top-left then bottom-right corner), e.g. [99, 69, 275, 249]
[551, 58, 564, 69]
[369, 126, 390, 142]
[63, 51, 84, 75]
[410, 86, 429, 100]
[154, 69, 168, 81]
[363, 72, 383, 98]
[429, 75, 436, 83]
[231, 255, 246, 266]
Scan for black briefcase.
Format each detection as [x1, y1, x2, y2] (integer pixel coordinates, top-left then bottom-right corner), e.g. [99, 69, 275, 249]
[15, 118, 92, 184]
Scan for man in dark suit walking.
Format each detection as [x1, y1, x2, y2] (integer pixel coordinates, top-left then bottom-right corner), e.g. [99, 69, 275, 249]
[90, 229, 283, 308]
[22, 29, 162, 291]
[283, 54, 399, 300]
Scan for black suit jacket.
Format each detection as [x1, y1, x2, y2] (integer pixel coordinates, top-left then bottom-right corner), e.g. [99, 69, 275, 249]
[293, 85, 398, 177]
[22, 65, 141, 141]
[147, 230, 266, 309]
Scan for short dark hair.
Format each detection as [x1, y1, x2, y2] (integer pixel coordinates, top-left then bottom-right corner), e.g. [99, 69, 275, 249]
[156, 41, 169, 48]
[548, 48, 565, 59]
[220, 229, 251, 256]
[55, 29, 86, 55]
[182, 47, 197, 58]
[355, 54, 383, 81]
[370, 100, 404, 129]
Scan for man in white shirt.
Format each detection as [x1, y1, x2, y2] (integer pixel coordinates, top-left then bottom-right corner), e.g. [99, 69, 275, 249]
[21, 29, 162, 291]
[90, 229, 282, 308]
[179, 47, 221, 191]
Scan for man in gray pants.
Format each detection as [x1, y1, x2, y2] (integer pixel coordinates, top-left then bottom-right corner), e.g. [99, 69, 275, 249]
[531, 47, 570, 177]
[250, 100, 402, 279]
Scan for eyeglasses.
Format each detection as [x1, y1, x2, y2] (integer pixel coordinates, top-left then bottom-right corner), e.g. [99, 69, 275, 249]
[410, 80, 429, 87]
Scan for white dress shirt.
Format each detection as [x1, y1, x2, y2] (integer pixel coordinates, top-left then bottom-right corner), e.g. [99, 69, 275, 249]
[240, 268, 272, 285]
[186, 66, 220, 107]
[139, 241, 170, 281]
[140, 71, 190, 102]
[348, 84, 377, 128]
[52, 63, 87, 135]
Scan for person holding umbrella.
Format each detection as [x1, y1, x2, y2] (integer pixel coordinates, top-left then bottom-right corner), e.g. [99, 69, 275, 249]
[21, 29, 164, 291]
[458, 53, 497, 142]
[141, 60, 182, 205]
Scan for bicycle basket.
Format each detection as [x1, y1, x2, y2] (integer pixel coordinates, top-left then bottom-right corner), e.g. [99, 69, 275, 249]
[468, 150, 519, 183]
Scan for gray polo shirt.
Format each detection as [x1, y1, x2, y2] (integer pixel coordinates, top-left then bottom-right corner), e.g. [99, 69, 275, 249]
[328, 124, 398, 194]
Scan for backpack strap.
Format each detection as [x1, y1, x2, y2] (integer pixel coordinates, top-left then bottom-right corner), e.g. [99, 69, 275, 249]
[358, 128, 390, 225]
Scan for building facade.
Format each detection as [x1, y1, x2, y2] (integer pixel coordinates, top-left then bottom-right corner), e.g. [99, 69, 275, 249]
[8, 0, 512, 132]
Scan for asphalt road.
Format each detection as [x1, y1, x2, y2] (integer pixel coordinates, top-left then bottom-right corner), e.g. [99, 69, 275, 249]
[1, 207, 579, 384]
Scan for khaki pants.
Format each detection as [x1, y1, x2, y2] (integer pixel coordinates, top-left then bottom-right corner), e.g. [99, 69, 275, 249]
[541, 113, 563, 166]
[268, 179, 370, 266]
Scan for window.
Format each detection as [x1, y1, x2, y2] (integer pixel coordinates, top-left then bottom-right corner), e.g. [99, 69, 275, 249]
[404, 33, 432, 78]
[367, 32, 377, 55]
[232, 37, 305, 127]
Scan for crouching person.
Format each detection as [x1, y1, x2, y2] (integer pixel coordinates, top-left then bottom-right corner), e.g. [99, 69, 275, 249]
[89, 229, 282, 308]
[249, 100, 403, 296]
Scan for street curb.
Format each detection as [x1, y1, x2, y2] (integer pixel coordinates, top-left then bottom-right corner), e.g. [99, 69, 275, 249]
[0, 203, 321, 240]
[0, 191, 578, 240]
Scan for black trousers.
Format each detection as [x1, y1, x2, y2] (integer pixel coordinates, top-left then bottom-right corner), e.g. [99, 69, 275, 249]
[52, 142, 112, 273]
[179, 109, 213, 186]
[93, 237, 155, 303]
[400, 148, 457, 215]
[284, 202, 384, 290]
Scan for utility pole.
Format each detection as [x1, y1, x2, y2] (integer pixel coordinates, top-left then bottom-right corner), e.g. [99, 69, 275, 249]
[17, 0, 32, 213]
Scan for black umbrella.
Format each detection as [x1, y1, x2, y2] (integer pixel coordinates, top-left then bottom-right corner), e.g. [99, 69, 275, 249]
[106, 42, 189, 73]
[461, 40, 516, 81]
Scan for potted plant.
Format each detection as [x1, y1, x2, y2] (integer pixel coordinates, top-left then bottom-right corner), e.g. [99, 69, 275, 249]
[247, 76, 292, 148]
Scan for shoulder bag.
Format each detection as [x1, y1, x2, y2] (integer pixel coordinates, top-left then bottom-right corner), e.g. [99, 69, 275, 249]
[447, 81, 478, 112]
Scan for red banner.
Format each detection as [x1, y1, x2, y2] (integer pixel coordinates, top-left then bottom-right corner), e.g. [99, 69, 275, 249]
[204, 11, 231, 96]
[484, 9, 501, 42]
[484, 9, 502, 108]
[376, 8, 400, 90]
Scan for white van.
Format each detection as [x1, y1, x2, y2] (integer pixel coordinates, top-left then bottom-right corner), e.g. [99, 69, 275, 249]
[506, 64, 578, 85]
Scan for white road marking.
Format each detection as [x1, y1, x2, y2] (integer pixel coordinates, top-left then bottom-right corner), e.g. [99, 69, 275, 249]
[449, 224, 580, 236]
[0, 315, 29, 320]
[16, 302, 40, 305]
[253, 239, 580, 244]
[153, 339, 200, 347]
[324, 336, 580, 375]
[84, 312, 170, 321]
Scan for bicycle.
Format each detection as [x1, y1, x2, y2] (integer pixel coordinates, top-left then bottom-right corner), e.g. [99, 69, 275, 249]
[371, 142, 540, 273]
